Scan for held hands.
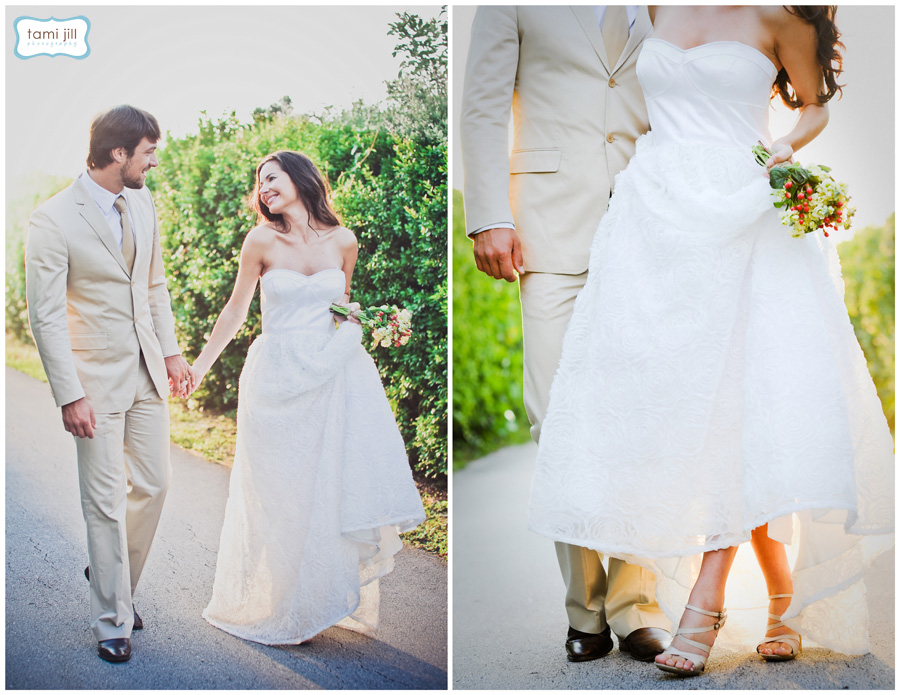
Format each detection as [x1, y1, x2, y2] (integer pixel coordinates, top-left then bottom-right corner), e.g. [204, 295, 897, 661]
[473, 228, 524, 282]
[61, 396, 96, 439]
[165, 354, 195, 399]
[185, 364, 205, 397]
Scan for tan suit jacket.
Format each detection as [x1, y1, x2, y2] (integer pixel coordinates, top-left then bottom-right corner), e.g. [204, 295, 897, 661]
[461, 5, 651, 274]
[26, 175, 180, 413]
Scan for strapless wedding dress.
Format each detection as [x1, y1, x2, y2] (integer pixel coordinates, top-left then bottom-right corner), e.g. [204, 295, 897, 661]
[203, 267, 425, 644]
[529, 39, 893, 654]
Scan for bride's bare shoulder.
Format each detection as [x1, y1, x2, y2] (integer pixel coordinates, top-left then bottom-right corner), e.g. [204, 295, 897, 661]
[330, 225, 357, 251]
[757, 6, 810, 34]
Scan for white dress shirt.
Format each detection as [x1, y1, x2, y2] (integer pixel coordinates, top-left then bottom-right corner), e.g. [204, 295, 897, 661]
[81, 170, 132, 250]
[470, 5, 640, 237]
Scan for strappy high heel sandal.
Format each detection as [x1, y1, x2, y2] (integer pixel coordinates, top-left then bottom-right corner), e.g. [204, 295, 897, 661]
[655, 604, 727, 677]
[757, 593, 802, 661]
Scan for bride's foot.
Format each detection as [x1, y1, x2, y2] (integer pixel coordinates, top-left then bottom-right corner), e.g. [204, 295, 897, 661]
[655, 600, 726, 677]
[757, 594, 802, 661]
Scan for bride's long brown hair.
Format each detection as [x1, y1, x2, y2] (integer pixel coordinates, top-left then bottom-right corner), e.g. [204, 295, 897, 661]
[772, 6, 844, 108]
[252, 151, 341, 234]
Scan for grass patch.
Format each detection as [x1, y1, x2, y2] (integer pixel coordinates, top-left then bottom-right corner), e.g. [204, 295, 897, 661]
[403, 473, 448, 558]
[6, 333, 48, 382]
[7, 332, 448, 558]
[168, 402, 238, 468]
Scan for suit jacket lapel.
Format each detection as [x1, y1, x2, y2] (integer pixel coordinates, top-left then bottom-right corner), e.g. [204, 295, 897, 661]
[73, 176, 131, 277]
[571, 6, 611, 74]
[617, 6, 652, 71]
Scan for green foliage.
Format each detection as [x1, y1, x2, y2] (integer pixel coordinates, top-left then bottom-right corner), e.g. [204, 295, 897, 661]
[402, 491, 448, 558]
[6, 240, 29, 341]
[6, 174, 73, 342]
[452, 190, 530, 466]
[383, 7, 447, 144]
[838, 215, 895, 433]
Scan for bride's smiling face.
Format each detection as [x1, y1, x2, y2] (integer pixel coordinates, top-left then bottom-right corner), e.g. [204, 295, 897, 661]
[258, 161, 299, 215]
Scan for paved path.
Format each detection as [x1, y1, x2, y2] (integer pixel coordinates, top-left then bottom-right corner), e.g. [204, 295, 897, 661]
[6, 367, 447, 689]
[454, 441, 894, 690]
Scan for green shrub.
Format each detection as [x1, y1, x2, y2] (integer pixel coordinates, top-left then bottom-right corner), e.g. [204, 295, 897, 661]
[838, 214, 895, 433]
[6, 174, 73, 343]
[452, 190, 530, 465]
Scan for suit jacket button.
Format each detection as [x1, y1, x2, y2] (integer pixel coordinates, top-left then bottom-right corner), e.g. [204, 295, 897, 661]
[608, 77, 616, 88]
[606, 133, 615, 143]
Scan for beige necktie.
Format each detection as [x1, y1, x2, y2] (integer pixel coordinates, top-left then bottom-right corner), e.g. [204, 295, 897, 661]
[113, 195, 135, 272]
[602, 5, 628, 66]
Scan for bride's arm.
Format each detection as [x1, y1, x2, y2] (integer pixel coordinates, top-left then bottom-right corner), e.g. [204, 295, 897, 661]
[190, 228, 267, 386]
[333, 228, 361, 323]
[339, 227, 359, 302]
[765, 9, 831, 168]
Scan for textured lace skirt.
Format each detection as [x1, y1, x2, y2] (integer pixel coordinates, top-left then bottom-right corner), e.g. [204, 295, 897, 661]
[529, 137, 894, 654]
[203, 323, 425, 644]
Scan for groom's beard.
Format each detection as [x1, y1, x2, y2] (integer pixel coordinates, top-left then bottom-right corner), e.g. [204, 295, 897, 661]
[121, 158, 149, 189]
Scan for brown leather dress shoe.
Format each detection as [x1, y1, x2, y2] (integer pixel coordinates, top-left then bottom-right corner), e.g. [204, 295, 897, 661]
[97, 638, 131, 662]
[84, 566, 143, 630]
[617, 627, 672, 661]
[566, 626, 614, 662]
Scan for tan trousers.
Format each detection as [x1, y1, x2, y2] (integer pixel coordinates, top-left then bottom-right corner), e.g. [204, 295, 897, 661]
[74, 356, 170, 641]
[520, 271, 668, 636]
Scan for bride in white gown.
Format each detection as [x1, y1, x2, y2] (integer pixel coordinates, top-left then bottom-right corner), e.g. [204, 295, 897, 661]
[529, 6, 893, 677]
[189, 151, 425, 645]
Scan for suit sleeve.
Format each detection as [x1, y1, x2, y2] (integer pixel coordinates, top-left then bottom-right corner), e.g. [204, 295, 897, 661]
[460, 6, 520, 237]
[25, 208, 85, 407]
[145, 192, 181, 357]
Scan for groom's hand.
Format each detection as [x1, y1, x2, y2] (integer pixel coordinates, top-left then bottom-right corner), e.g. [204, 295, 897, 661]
[473, 228, 524, 283]
[62, 397, 96, 439]
[165, 354, 193, 398]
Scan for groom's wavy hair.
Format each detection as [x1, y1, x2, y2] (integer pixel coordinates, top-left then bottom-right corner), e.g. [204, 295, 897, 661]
[252, 151, 341, 234]
[87, 105, 160, 169]
[773, 6, 844, 109]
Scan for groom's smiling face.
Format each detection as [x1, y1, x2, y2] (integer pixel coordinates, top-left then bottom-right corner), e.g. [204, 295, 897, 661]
[121, 137, 159, 189]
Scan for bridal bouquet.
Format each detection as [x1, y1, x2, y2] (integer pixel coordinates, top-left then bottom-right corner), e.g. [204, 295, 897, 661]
[330, 303, 413, 348]
[752, 142, 855, 238]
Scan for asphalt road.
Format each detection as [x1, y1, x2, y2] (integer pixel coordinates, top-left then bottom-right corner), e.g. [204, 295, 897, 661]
[6, 366, 447, 690]
[454, 441, 894, 690]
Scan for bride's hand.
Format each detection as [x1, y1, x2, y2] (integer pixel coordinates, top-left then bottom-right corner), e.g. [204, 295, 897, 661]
[766, 141, 794, 170]
[334, 302, 362, 325]
[187, 365, 205, 396]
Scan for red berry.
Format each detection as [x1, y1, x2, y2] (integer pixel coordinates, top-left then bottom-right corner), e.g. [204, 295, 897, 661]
[836, 201, 843, 208]
[785, 181, 793, 188]
[803, 205, 809, 212]
[806, 186, 813, 194]
[797, 193, 804, 199]
[824, 231, 830, 237]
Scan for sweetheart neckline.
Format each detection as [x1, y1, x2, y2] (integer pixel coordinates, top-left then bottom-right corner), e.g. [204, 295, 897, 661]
[261, 267, 344, 281]
[644, 37, 778, 75]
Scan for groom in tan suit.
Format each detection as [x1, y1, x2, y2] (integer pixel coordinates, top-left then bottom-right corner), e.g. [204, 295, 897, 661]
[461, 6, 671, 661]
[25, 105, 192, 663]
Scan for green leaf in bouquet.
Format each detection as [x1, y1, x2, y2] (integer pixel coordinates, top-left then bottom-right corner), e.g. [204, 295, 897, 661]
[768, 166, 791, 190]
